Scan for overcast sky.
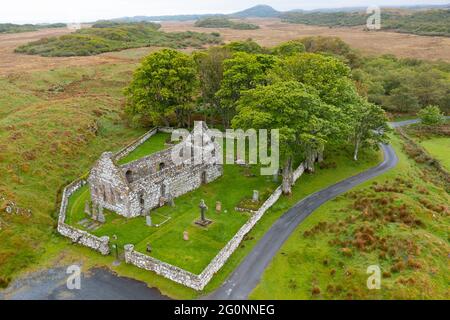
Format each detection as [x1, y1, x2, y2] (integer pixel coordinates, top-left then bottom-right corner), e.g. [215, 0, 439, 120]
[1, 0, 448, 24]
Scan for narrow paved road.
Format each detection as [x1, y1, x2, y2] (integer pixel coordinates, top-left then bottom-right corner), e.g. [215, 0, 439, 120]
[208, 136, 402, 299]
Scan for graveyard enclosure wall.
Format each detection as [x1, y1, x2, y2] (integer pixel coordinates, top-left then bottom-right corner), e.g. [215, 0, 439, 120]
[57, 178, 110, 255]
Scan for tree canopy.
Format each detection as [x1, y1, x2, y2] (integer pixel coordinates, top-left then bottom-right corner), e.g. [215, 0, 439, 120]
[125, 48, 198, 127]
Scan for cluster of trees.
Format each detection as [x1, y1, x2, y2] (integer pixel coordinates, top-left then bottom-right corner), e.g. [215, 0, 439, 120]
[15, 22, 222, 57]
[282, 9, 450, 37]
[353, 55, 450, 114]
[125, 38, 390, 194]
[195, 17, 260, 30]
[0, 23, 66, 34]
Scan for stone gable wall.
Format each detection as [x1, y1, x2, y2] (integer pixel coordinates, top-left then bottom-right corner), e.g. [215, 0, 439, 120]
[89, 123, 223, 218]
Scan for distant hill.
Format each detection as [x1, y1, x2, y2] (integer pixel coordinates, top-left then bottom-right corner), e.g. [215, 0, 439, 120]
[230, 5, 280, 18]
[108, 3, 450, 23]
[112, 4, 280, 23]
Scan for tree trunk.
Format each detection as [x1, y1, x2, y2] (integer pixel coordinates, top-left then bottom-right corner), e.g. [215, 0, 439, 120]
[161, 115, 170, 127]
[306, 148, 315, 172]
[282, 158, 293, 195]
[318, 149, 324, 163]
[354, 138, 360, 161]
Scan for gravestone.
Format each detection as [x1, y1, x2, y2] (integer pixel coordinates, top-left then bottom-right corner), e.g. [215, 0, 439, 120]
[168, 193, 175, 207]
[97, 205, 105, 223]
[215, 201, 222, 212]
[195, 199, 213, 227]
[252, 190, 259, 203]
[84, 201, 91, 216]
[183, 231, 189, 241]
[146, 243, 152, 253]
[146, 215, 152, 227]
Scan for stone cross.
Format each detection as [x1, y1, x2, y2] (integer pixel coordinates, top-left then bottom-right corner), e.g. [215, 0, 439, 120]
[199, 199, 208, 222]
[146, 215, 152, 227]
[183, 231, 189, 241]
[215, 201, 222, 212]
[84, 201, 91, 216]
[252, 190, 259, 203]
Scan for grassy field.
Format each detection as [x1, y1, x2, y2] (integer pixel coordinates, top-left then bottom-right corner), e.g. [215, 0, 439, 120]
[419, 137, 450, 171]
[250, 134, 450, 299]
[404, 122, 450, 172]
[0, 57, 149, 286]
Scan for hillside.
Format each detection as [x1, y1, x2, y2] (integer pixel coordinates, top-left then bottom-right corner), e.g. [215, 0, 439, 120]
[15, 22, 222, 57]
[282, 9, 450, 37]
[194, 17, 259, 30]
[0, 23, 66, 34]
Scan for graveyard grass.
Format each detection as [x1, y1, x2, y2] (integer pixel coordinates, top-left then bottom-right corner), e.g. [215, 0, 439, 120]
[116, 132, 171, 165]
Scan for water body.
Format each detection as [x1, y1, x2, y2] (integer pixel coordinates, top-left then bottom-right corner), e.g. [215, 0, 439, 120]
[0, 266, 170, 300]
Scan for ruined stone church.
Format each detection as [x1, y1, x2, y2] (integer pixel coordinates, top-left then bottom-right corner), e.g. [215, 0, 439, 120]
[87, 121, 223, 218]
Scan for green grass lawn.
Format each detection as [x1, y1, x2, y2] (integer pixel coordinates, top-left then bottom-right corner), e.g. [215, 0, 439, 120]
[116, 132, 170, 165]
[66, 162, 278, 274]
[250, 134, 450, 300]
[418, 137, 450, 171]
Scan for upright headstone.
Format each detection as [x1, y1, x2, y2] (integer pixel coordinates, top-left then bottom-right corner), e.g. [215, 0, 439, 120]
[252, 190, 259, 203]
[199, 199, 208, 222]
[183, 231, 189, 241]
[97, 205, 105, 223]
[215, 201, 222, 212]
[168, 193, 175, 207]
[84, 201, 91, 216]
[146, 243, 152, 253]
[146, 215, 152, 227]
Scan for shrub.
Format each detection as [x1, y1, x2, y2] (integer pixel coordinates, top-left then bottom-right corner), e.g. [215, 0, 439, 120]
[418, 105, 445, 126]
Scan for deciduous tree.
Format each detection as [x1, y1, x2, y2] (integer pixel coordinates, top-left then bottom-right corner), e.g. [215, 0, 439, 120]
[232, 81, 340, 194]
[124, 49, 198, 127]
